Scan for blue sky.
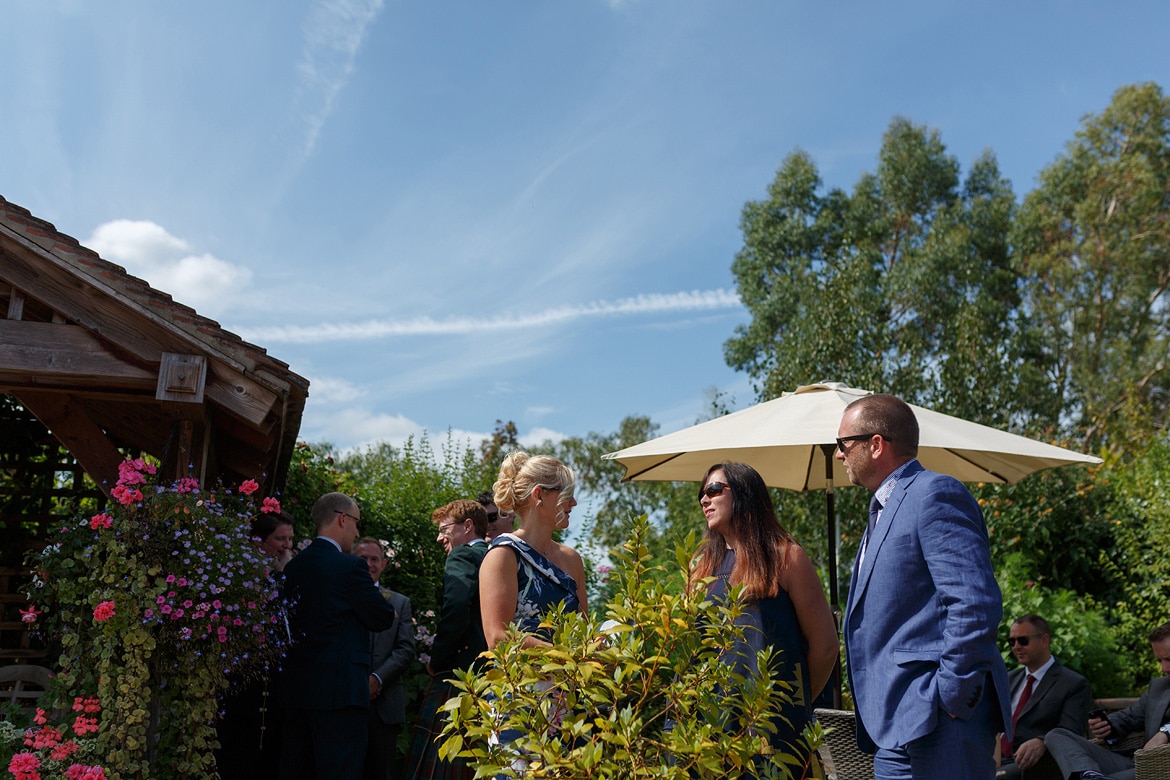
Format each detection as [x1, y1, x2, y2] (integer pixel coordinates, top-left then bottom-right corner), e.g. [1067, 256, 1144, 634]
[3, 1, 1169, 455]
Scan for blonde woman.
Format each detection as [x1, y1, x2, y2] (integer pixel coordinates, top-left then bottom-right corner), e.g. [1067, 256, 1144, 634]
[480, 452, 587, 650]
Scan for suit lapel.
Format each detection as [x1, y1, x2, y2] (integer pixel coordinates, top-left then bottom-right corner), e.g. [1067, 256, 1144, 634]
[852, 465, 921, 600]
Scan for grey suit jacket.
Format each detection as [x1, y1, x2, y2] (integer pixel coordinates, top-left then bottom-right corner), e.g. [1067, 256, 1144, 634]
[1108, 674, 1170, 742]
[1008, 660, 1092, 748]
[370, 589, 415, 726]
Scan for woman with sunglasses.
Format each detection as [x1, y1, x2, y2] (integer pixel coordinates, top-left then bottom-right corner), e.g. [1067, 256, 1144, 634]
[693, 462, 838, 776]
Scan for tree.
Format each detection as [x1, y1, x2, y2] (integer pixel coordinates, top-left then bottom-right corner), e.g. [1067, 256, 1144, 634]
[1015, 82, 1170, 451]
[724, 117, 1046, 428]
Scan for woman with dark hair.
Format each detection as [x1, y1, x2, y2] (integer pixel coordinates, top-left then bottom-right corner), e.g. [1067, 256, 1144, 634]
[693, 462, 837, 776]
[215, 511, 295, 780]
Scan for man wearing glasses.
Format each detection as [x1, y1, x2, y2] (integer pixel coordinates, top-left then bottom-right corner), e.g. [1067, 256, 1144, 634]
[405, 499, 489, 779]
[477, 490, 515, 541]
[997, 614, 1091, 780]
[837, 394, 1011, 780]
[278, 493, 399, 780]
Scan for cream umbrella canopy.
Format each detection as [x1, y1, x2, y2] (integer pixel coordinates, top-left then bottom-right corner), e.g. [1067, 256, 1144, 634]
[603, 381, 1102, 705]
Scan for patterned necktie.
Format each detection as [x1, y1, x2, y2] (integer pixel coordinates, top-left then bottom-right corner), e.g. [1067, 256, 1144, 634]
[1001, 674, 1035, 759]
[866, 496, 882, 542]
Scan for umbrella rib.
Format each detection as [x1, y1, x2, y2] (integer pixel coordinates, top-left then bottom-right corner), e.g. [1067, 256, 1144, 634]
[945, 448, 1010, 484]
[621, 453, 688, 482]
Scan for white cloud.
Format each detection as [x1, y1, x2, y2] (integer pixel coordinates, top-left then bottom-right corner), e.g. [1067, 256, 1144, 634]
[520, 426, 569, 448]
[293, 0, 385, 167]
[304, 375, 365, 403]
[240, 289, 743, 344]
[86, 220, 252, 318]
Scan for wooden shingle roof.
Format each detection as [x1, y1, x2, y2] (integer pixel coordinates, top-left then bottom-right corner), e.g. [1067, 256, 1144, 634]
[0, 194, 309, 495]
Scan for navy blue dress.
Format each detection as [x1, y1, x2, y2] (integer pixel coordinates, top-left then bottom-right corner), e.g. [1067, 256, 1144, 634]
[489, 533, 580, 635]
[710, 549, 822, 771]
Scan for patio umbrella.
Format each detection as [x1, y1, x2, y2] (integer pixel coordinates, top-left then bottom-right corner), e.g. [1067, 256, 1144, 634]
[602, 381, 1102, 702]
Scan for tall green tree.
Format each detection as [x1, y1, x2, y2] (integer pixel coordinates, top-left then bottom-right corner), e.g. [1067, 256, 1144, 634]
[1016, 82, 1170, 450]
[724, 117, 1044, 428]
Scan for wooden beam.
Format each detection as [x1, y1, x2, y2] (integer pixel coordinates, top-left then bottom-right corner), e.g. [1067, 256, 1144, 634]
[205, 361, 278, 427]
[14, 391, 125, 495]
[0, 320, 156, 390]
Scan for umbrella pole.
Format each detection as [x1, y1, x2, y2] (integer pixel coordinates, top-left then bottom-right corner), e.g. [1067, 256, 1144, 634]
[820, 443, 843, 709]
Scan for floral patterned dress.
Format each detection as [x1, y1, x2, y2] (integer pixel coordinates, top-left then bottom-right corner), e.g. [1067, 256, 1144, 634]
[489, 533, 580, 636]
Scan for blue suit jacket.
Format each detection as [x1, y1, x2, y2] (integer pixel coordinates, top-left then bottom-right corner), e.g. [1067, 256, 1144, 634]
[279, 538, 398, 711]
[843, 460, 1012, 750]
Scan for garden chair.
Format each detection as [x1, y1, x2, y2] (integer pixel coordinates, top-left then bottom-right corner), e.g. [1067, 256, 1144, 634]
[815, 708, 874, 780]
[0, 663, 53, 719]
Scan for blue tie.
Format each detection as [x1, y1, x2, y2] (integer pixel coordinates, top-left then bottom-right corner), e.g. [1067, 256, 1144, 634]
[867, 496, 882, 542]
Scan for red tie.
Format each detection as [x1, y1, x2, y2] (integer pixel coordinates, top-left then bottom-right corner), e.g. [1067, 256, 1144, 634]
[1001, 674, 1035, 759]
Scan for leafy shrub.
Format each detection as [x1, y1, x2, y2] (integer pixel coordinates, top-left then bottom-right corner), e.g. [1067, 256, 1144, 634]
[440, 516, 818, 779]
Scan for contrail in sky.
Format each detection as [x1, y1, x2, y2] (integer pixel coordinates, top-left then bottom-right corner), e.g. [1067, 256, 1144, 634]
[241, 289, 743, 344]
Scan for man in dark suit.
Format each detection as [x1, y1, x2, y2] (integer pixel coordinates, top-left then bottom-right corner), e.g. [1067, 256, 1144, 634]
[405, 499, 489, 779]
[997, 614, 1091, 780]
[353, 537, 415, 780]
[837, 394, 1011, 780]
[278, 493, 398, 780]
[1045, 622, 1170, 780]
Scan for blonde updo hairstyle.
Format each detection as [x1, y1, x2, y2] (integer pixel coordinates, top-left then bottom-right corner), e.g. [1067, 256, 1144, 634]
[492, 451, 575, 516]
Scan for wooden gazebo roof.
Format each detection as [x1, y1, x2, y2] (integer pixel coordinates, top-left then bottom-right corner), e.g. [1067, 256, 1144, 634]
[0, 195, 309, 496]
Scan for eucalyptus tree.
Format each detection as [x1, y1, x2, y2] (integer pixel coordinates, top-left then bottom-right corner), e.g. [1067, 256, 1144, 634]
[724, 117, 1043, 428]
[1015, 82, 1170, 451]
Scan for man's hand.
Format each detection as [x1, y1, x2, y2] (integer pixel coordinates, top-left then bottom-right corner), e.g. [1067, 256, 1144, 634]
[1013, 737, 1046, 770]
[1143, 729, 1170, 751]
[1087, 715, 1112, 740]
[368, 674, 381, 701]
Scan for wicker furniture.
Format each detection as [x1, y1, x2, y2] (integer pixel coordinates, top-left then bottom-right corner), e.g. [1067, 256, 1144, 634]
[815, 708, 874, 780]
[1135, 741, 1170, 780]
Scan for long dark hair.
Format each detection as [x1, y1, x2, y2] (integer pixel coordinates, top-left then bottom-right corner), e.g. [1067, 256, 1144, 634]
[690, 462, 795, 601]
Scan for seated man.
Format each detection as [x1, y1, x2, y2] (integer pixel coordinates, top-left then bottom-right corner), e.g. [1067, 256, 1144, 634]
[1045, 621, 1170, 780]
[997, 614, 1091, 780]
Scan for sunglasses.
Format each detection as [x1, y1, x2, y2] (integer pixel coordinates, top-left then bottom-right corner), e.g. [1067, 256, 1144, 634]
[1007, 633, 1044, 647]
[835, 433, 880, 452]
[700, 482, 730, 500]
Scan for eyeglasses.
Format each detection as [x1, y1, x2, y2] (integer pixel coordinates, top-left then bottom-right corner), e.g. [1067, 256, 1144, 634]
[337, 510, 361, 527]
[700, 482, 730, 500]
[437, 521, 465, 534]
[835, 433, 882, 452]
[1007, 633, 1045, 647]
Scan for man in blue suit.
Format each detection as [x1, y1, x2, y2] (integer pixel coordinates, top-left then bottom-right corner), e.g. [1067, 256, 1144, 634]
[278, 493, 398, 780]
[837, 394, 1011, 780]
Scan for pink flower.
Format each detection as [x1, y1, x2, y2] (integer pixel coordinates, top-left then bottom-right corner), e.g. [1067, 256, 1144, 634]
[65, 765, 108, 780]
[7, 751, 40, 780]
[93, 601, 116, 622]
[239, 479, 260, 495]
[72, 715, 100, 736]
[174, 477, 200, 494]
[51, 739, 80, 760]
[261, 496, 281, 514]
[88, 513, 113, 530]
[20, 606, 42, 624]
[110, 485, 143, 505]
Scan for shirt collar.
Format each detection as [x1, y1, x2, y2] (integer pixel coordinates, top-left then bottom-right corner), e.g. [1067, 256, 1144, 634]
[874, 459, 918, 507]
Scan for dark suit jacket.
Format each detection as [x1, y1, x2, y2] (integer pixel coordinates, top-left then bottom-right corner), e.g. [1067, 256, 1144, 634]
[1109, 674, 1170, 742]
[279, 538, 398, 711]
[428, 539, 488, 675]
[1007, 660, 1091, 748]
[844, 461, 1012, 751]
[370, 589, 415, 726]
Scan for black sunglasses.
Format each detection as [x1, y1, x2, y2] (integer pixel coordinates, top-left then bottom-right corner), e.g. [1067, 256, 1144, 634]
[486, 510, 499, 522]
[835, 433, 883, 452]
[700, 482, 730, 500]
[1007, 633, 1044, 647]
